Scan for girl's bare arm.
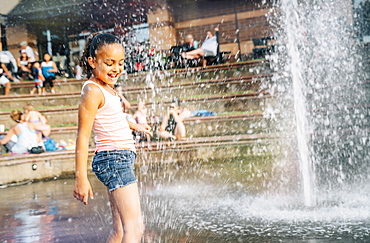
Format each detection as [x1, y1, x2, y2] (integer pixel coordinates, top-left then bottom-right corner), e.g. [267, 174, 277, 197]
[74, 84, 102, 205]
[121, 96, 131, 109]
[127, 120, 151, 136]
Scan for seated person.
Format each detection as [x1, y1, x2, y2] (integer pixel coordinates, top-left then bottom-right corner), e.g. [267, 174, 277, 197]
[170, 34, 199, 62]
[157, 98, 187, 141]
[0, 62, 15, 96]
[185, 34, 199, 50]
[23, 104, 48, 142]
[0, 110, 51, 154]
[133, 101, 151, 142]
[181, 29, 218, 62]
[16, 51, 32, 80]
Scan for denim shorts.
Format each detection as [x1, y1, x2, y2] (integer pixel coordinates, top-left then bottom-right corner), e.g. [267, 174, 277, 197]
[92, 150, 137, 192]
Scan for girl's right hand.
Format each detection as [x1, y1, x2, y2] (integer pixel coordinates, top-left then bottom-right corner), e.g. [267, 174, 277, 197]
[73, 178, 94, 205]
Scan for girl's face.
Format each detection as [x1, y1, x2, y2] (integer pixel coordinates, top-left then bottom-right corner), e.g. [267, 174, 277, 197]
[44, 54, 51, 62]
[89, 43, 124, 86]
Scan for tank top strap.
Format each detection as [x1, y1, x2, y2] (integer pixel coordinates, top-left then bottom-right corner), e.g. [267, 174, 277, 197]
[81, 80, 115, 97]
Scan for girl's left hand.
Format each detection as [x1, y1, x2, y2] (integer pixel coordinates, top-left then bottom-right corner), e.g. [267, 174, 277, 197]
[136, 124, 152, 136]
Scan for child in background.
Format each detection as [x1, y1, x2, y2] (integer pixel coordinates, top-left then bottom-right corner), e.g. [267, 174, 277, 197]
[23, 105, 47, 125]
[114, 82, 131, 112]
[41, 53, 58, 94]
[133, 100, 151, 142]
[73, 33, 151, 242]
[23, 104, 47, 142]
[30, 62, 44, 95]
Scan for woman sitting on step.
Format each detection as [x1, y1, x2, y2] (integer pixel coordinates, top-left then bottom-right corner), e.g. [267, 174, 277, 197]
[0, 110, 51, 154]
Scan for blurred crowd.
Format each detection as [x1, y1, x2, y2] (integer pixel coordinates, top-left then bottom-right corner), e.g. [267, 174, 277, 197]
[0, 41, 59, 96]
[0, 32, 220, 155]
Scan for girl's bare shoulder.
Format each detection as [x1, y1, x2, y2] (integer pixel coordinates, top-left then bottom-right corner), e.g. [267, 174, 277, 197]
[82, 82, 103, 97]
[81, 82, 105, 108]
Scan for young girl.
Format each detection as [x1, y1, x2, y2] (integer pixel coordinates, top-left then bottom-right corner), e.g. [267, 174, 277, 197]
[133, 101, 151, 142]
[23, 104, 47, 145]
[73, 33, 150, 242]
[41, 53, 58, 94]
[23, 104, 47, 124]
[30, 62, 44, 95]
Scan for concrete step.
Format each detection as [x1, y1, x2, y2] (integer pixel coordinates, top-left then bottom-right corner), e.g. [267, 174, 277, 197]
[5, 60, 271, 95]
[0, 133, 282, 186]
[0, 73, 271, 110]
[8, 79, 84, 96]
[0, 92, 273, 129]
[124, 60, 271, 88]
[47, 113, 277, 143]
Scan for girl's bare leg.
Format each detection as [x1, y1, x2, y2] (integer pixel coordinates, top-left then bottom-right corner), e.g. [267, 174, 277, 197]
[107, 183, 144, 243]
[175, 122, 186, 140]
[107, 194, 124, 242]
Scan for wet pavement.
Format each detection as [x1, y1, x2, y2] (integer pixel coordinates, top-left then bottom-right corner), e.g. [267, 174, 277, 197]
[1, 160, 370, 242]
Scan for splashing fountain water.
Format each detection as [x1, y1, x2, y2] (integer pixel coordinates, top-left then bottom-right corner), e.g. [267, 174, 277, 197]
[268, 0, 370, 207]
[280, 0, 317, 207]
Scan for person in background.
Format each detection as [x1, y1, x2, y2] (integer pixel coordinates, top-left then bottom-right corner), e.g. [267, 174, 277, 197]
[114, 82, 131, 112]
[0, 61, 14, 96]
[23, 104, 47, 143]
[17, 51, 32, 80]
[75, 63, 83, 80]
[0, 110, 50, 154]
[20, 41, 36, 63]
[181, 29, 218, 67]
[170, 34, 199, 67]
[185, 34, 199, 51]
[23, 105, 47, 125]
[30, 62, 44, 95]
[133, 101, 151, 142]
[158, 97, 187, 141]
[41, 53, 58, 94]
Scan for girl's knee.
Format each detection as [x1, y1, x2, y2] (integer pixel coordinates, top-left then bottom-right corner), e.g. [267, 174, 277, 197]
[124, 220, 144, 239]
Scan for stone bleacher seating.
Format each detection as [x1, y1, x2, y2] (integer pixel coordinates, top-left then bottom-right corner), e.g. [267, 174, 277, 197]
[0, 60, 279, 186]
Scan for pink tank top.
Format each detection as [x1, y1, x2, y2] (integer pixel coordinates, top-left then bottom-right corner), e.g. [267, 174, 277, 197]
[82, 81, 135, 152]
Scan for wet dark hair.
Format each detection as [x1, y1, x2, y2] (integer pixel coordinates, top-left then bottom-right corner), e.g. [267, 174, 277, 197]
[79, 33, 122, 79]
